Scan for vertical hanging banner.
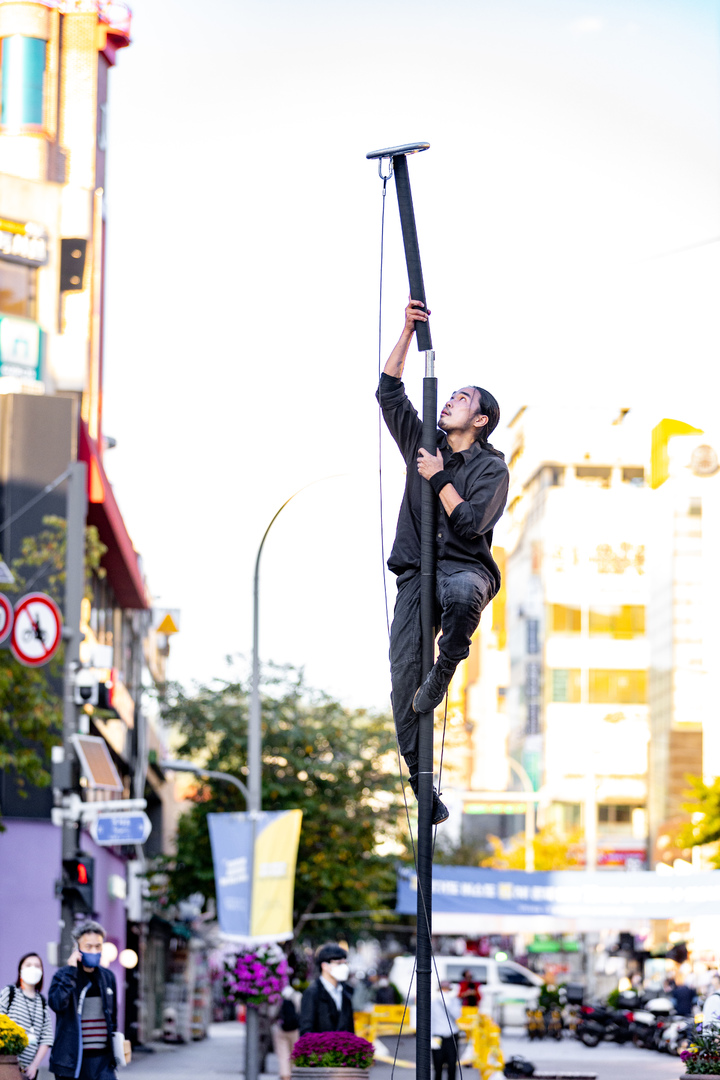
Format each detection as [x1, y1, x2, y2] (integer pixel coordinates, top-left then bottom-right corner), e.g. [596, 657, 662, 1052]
[208, 810, 302, 943]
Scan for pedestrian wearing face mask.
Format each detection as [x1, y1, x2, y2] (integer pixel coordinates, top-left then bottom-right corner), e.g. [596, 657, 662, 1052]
[48, 921, 118, 1080]
[299, 945, 355, 1035]
[0, 954, 53, 1077]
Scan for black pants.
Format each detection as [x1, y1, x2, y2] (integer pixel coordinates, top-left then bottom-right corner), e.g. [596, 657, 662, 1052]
[432, 1035, 458, 1080]
[390, 566, 493, 767]
[56, 1052, 116, 1080]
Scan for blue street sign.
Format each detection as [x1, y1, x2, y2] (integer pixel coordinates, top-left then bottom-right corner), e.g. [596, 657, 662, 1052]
[91, 811, 151, 846]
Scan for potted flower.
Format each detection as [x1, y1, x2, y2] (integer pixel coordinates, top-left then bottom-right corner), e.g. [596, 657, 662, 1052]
[0, 1013, 29, 1080]
[291, 1031, 375, 1079]
[223, 945, 291, 1008]
[680, 1024, 720, 1076]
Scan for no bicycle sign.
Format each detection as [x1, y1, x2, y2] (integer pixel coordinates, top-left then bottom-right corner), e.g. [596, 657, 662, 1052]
[9, 592, 63, 667]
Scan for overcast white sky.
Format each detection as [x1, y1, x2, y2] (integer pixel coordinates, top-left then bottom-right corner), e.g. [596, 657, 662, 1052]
[101, 0, 720, 710]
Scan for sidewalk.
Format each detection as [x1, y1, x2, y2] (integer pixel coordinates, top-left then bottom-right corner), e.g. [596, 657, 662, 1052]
[125, 1022, 245, 1078]
[120, 1024, 419, 1079]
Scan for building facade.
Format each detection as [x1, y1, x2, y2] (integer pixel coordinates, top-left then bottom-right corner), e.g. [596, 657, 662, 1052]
[647, 425, 720, 865]
[498, 405, 651, 869]
[0, 0, 189, 1044]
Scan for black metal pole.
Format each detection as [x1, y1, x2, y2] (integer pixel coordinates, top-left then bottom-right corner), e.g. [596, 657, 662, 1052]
[393, 150, 435, 1080]
[393, 155, 433, 352]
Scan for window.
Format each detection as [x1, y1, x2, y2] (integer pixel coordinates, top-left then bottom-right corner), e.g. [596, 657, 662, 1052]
[622, 467, 644, 484]
[1, 35, 47, 131]
[526, 619, 540, 654]
[589, 669, 647, 704]
[550, 669, 581, 703]
[598, 805, 636, 825]
[498, 966, 535, 986]
[550, 669, 646, 704]
[551, 604, 581, 634]
[576, 466, 611, 487]
[589, 605, 645, 639]
[0, 259, 36, 318]
[558, 803, 581, 830]
[446, 964, 487, 985]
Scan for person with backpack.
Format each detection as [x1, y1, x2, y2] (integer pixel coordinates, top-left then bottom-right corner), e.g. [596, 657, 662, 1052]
[271, 983, 302, 1080]
[0, 953, 54, 1077]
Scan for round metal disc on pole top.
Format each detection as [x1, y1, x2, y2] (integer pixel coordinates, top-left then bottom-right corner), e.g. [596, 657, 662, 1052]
[366, 141, 430, 159]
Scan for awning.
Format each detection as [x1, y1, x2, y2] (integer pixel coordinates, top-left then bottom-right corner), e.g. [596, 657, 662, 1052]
[78, 422, 147, 610]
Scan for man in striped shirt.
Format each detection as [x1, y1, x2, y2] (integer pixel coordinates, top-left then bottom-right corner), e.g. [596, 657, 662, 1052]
[48, 920, 118, 1079]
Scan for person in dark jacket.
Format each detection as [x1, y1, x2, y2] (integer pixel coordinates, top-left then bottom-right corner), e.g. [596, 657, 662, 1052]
[378, 299, 509, 824]
[299, 944, 354, 1035]
[672, 977, 696, 1017]
[48, 920, 117, 1080]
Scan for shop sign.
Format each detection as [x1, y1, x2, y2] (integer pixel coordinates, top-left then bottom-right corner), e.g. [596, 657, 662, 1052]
[0, 217, 49, 267]
[0, 315, 42, 381]
[397, 865, 720, 918]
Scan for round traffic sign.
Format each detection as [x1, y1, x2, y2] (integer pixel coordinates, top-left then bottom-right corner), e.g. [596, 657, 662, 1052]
[0, 593, 13, 644]
[11, 592, 63, 667]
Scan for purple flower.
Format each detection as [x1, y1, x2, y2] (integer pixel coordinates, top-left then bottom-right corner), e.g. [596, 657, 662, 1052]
[292, 1032, 374, 1069]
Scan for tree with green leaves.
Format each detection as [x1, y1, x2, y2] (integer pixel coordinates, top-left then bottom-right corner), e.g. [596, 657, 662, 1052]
[679, 775, 720, 864]
[0, 515, 106, 824]
[154, 666, 405, 937]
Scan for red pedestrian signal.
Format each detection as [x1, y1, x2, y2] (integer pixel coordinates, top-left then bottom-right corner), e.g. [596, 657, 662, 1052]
[62, 854, 95, 914]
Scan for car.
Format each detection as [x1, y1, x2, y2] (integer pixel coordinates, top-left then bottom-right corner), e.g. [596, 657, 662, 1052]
[388, 954, 543, 1027]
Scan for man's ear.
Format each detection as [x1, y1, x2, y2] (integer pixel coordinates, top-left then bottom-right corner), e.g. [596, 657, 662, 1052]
[474, 413, 489, 430]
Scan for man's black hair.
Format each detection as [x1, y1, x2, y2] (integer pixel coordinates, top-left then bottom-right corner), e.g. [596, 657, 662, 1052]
[471, 386, 504, 458]
[316, 943, 347, 967]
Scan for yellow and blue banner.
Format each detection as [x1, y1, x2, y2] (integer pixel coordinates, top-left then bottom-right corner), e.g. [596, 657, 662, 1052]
[208, 810, 302, 942]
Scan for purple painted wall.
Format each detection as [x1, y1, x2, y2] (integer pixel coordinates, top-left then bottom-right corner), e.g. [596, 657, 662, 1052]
[0, 820, 128, 1031]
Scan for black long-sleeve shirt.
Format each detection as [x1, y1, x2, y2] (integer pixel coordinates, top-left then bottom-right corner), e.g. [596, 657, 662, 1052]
[378, 373, 509, 593]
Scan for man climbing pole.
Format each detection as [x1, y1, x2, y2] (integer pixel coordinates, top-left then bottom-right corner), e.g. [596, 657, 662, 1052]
[378, 299, 509, 825]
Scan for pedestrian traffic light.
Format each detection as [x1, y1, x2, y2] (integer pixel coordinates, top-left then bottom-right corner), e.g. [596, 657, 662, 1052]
[62, 854, 95, 914]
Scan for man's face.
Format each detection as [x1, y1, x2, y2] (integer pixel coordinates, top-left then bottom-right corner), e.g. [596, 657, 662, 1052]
[439, 387, 487, 436]
[322, 958, 347, 982]
[77, 932, 104, 956]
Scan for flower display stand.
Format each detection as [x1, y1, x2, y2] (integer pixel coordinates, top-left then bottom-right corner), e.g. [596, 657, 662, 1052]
[0, 1056, 22, 1080]
[291, 1069, 370, 1080]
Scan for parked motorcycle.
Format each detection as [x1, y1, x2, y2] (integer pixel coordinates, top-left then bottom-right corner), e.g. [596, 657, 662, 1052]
[575, 1003, 632, 1047]
[628, 995, 673, 1048]
[658, 1016, 695, 1056]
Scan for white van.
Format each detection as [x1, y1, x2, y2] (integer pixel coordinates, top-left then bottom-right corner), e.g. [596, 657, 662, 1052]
[388, 955, 543, 1027]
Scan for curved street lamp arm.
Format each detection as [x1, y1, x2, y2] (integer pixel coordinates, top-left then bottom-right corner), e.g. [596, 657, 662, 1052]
[160, 760, 248, 804]
[249, 474, 345, 814]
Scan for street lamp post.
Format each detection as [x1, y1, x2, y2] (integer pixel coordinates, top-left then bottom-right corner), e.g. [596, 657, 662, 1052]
[160, 760, 249, 803]
[246, 479, 339, 1080]
[507, 758, 536, 873]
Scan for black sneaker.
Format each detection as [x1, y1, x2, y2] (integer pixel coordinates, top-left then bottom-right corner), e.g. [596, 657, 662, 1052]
[412, 658, 457, 714]
[408, 774, 450, 826]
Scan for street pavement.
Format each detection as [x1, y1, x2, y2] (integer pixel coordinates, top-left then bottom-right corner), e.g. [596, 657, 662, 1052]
[37, 1022, 686, 1079]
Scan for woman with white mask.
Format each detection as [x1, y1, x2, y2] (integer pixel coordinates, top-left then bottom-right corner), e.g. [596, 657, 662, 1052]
[0, 953, 54, 1077]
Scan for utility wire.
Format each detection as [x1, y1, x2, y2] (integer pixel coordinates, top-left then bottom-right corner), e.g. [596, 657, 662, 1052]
[0, 467, 71, 537]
